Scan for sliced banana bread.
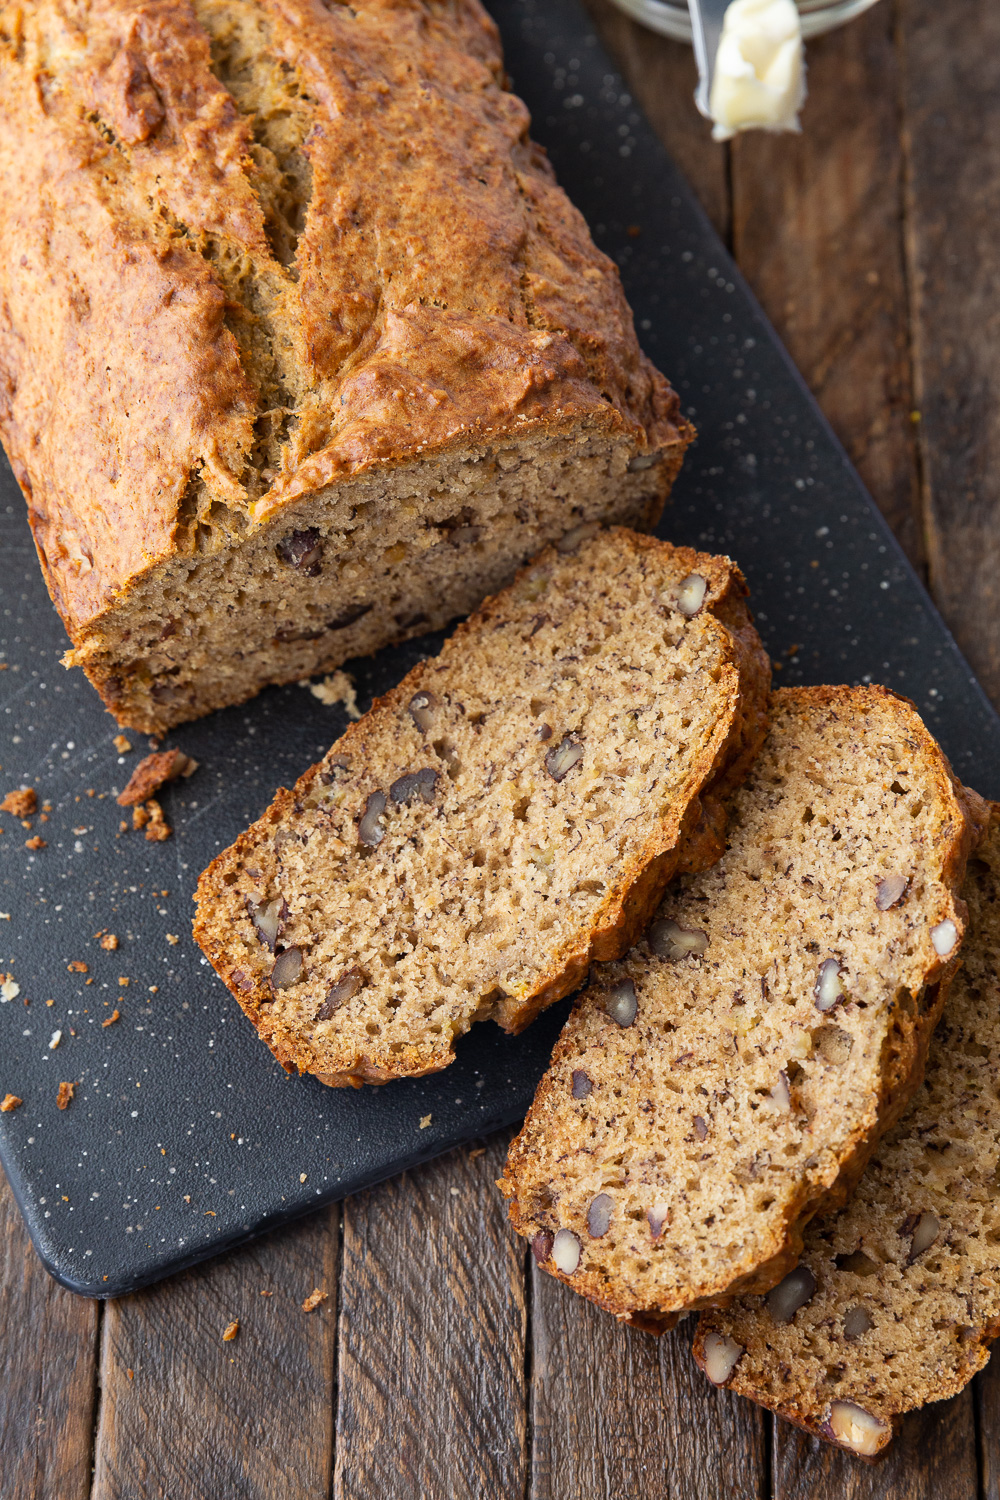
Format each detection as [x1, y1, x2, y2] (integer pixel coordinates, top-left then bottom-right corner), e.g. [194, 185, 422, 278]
[193, 527, 770, 1086]
[498, 686, 987, 1329]
[693, 804, 1000, 1459]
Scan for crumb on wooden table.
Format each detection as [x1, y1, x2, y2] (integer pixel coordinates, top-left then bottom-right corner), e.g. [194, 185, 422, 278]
[222, 1318, 240, 1342]
[301, 1288, 327, 1313]
[116, 749, 197, 806]
[56, 1081, 74, 1110]
[0, 1093, 22, 1112]
[1, 787, 36, 817]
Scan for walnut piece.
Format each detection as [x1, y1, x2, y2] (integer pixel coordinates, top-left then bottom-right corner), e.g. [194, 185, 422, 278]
[648, 918, 709, 961]
[604, 979, 638, 1028]
[702, 1331, 744, 1386]
[544, 736, 584, 783]
[551, 1228, 581, 1274]
[766, 1264, 817, 1323]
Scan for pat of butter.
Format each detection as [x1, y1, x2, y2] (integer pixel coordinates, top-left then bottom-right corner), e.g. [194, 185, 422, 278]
[708, 0, 806, 141]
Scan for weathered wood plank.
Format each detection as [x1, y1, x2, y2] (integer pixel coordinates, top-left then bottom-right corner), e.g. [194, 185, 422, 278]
[530, 1282, 767, 1500]
[334, 1133, 527, 1500]
[582, 0, 731, 242]
[975, 1361, 1000, 1499]
[899, 0, 1000, 705]
[90, 1207, 338, 1500]
[730, 7, 923, 570]
[0, 1171, 99, 1500]
[773, 1390, 977, 1499]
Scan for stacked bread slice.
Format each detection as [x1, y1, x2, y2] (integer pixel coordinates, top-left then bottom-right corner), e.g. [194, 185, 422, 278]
[194, 521, 994, 1456]
[194, 526, 769, 1086]
[692, 805, 1000, 1458]
[497, 687, 987, 1336]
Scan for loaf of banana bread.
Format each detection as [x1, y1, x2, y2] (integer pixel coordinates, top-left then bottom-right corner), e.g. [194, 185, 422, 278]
[0, 0, 691, 733]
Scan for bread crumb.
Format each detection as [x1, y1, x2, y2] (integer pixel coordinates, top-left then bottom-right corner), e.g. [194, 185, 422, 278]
[113, 735, 132, 753]
[49, 1029, 62, 1049]
[100, 933, 119, 950]
[0, 1093, 22, 1112]
[118, 977, 130, 987]
[117, 748, 198, 806]
[222, 1318, 239, 1342]
[143, 799, 171, 842]
[1, 975, 20, 1003]
[0, 913, 9, 920]
[25, 836, 46, 850]
[419, 1113, 432, 1129]
[299, 1172, 307, 1183]
[1, 787, 36, 817]
[72, 825, 88, 836]
[469, 1147, 486, 1159]
[260, 1289, 274, 1297]
[67, 960, 88, 974]
[102, 1010, 120, 1028]
[204, 1210, 216, 1216]
[56, 1081, 74, 1109]
[166, 933, 180, 945]
[132, 804, 150, 830]
[119, 820, 129, 834]
[303, 670, 361, 719]
[301, 1288, 327, 1312]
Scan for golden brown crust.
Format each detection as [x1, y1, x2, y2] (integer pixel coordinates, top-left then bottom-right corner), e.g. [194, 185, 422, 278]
[193, 528, 769, 1085]
[499, 686, 985, 1326]
[0, 0, 691, 711]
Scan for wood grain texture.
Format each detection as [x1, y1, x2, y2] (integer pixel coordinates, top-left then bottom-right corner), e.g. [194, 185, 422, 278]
[975, 1362, 1000, 1500]
[773, 1390, 976, 1498]
[900, 0, 1000, 704]
[333, 1134, 527, 1500]
[90, 1207, 338, 1500]
[730, 6, 923, 569]
[0, 1172, 99, 1500]
[529, 1278, 767, 1500]
[582, 0, 730, 241]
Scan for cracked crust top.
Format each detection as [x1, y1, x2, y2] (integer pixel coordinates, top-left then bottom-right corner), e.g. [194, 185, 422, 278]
[0, 0, 688, 640]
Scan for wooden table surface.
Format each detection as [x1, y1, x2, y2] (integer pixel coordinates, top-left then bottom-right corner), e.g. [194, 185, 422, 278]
[5, 2, 1000, 1496]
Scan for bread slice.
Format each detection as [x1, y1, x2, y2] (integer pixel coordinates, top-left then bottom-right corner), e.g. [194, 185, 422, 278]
[692, 803, 1000, 1459]
[2, 0, 690, 735]
[193, 526, 769, 1086]
[498, 686, 988, 1329]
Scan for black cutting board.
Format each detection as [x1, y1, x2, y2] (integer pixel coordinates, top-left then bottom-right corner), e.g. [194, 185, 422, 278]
[2, 0, 999, 1300]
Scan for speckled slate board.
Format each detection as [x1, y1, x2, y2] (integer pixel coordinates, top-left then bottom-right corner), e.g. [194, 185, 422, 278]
[2, 0, 999, 1302]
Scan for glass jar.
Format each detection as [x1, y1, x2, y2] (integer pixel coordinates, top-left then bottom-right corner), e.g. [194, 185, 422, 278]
[605, 0, 880, 43]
